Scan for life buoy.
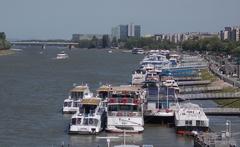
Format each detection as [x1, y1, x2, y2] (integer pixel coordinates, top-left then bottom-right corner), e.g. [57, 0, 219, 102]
[121, 98, 128, 104]
[133, 99, 140, 104]
[108, 98, 115, 103]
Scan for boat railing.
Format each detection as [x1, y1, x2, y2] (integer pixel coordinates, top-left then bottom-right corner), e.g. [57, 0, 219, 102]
[108, 111, 142, 117]
[108, 98, 142, 104]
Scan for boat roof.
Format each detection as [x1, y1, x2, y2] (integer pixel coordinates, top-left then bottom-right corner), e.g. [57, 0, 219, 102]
[81, 98, 101, 105]
[70, 85, 88, 92]
[97, 85, 111, 92]
[114, 145, 140, 147]
[110, 85, 142, 92]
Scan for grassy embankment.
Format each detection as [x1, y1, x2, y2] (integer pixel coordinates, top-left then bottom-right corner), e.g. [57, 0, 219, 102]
[200, 69, 240, 108]
[199, 69, 217, 82]
[0, 49, 15, 56]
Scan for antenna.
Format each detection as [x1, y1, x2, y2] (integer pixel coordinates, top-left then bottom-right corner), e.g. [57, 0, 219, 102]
[97, 136, 119, 147]
[73, 83, 76, 87]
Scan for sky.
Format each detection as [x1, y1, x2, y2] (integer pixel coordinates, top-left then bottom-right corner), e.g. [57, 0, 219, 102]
[0, 0, 240, 40]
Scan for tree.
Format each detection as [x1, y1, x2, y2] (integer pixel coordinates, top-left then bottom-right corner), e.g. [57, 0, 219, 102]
[0, 32, 10, 50]
[0, 32, 6, 40]
[111, 37, 118, 47]
[89, 36, 98, 48]
[102, 35, 110, 48]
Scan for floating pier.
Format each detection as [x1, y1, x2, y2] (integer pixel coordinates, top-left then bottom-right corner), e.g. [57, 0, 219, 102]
[177, 92, 240, 101]
[177, 80, 211, 86]
[203, 108, 240, 116]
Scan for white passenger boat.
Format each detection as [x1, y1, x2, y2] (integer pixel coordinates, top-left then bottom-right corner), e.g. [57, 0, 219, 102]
[69, 98, 106, 134]
[106, 85, 146, 133]
[145, 71, 159, 83]
[162, 79, 180, 92]
[132, 70, 146, 85]
[174, 102, 209, 135]
[56, 51, 69, 59]
[63, 84, 93, 114]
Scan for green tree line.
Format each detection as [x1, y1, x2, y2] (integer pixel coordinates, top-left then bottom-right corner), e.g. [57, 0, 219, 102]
[123, 37, 177, 50]
[181, 37, 240, 57]
[0, 32, 11, 50]
[77, 35, 110, 49]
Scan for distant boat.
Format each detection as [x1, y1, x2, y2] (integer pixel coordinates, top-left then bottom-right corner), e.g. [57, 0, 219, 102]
[132, 48, 144, 54]
[56, 51, 69, 59]
[108, 50, 113, 53]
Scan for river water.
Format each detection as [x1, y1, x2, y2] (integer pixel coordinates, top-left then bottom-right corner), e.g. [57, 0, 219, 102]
[0, 47, 239, 147]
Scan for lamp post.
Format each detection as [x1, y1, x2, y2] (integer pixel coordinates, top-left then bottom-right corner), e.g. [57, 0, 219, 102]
[226, 120, 231, 138]
[157, 83, 160, 109]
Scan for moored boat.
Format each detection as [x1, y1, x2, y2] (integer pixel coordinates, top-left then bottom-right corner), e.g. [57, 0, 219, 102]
[132, 69, 146, 85]
[69, 98, 106, 134]
[106, 85, 146, 133]
[63, 84, 93, 114]
[174, 102, 209, 135]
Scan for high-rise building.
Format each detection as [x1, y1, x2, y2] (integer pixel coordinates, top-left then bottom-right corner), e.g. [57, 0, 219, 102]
[111, 25, 128, 41]
[72, 34, 103, 42]
[134, 25, 141, 38]
[220, 26, 240, 41]
[128, 23, 135, 37]
[111, 23, 141, 40]
[119, 25, 128, 40]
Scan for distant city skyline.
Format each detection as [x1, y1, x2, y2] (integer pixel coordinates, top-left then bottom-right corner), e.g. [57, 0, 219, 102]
[0, 0, 240, 40]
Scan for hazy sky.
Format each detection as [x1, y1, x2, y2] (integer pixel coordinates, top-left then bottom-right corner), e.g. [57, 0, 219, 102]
[1, 0, 240, 40]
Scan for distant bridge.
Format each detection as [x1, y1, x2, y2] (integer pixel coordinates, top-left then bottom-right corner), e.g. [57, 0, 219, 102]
[10, 41, 79, 46]
[10, 41, 79, 48]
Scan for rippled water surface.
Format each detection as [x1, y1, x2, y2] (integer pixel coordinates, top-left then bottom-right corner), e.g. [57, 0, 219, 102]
[0, 47, 239, 147]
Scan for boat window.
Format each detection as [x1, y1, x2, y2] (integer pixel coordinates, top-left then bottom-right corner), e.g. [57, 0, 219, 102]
[98, 91, 108, 99]
[73, 102, 80, 107]
[119, 105, 132, 111]
[64, 102, 68, 107]
[108, 105, 141, 112]
[108, 105, 118, 111]
[83, 118, 88, 125]
[133, 105, 141, 111]
[64, 102, 72, 107]
[71, 118, 76, 125]
[77, 118, 81, 124]
[196, 120, 200, 126]
[71, 92, 83, 99]
[185, 120, 192, 126]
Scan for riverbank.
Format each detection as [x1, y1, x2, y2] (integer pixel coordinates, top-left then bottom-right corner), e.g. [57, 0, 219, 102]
[203, 68, 240, 108]
[0, 49, 15, 56]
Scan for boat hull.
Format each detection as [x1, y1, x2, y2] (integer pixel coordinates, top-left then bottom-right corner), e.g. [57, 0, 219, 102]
[144, 115, 174, 124]
[69, 126, 102, 135]
[106, 126, 144, 133]
[175, 126, 209, 135]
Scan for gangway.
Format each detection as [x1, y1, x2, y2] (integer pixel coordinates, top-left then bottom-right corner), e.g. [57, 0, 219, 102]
[179, 86, 223, 94]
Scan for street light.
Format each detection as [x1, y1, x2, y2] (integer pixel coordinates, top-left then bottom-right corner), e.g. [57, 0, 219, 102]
[226, 120, 231, 138]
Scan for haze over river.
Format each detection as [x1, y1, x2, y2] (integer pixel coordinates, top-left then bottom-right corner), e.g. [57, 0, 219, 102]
[0, 47, 239, 147]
